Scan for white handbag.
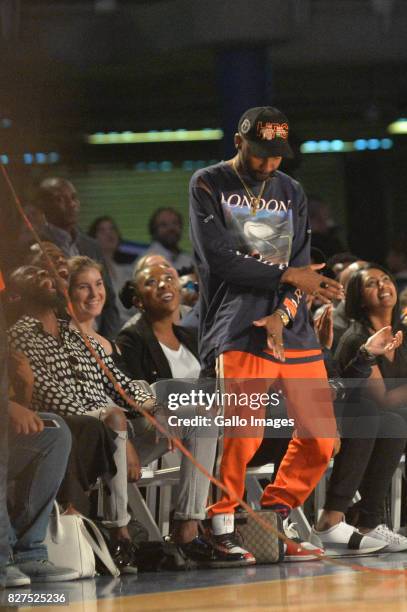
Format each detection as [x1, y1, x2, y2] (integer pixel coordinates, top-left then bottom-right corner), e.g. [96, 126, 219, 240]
[45, 503, 120, 578]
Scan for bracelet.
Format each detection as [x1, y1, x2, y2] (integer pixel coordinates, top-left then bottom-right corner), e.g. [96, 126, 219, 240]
[358, 344, 376, 364]
[275, 309, 290, 327]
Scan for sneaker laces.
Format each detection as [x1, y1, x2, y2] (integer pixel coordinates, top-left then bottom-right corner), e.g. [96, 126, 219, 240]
[215, 530, 242, 549]
[373, 524, 407, 544]
[283, 519, 300, 540]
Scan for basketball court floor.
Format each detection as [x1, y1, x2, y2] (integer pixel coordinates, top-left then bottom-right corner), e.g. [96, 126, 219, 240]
[4, 551, 407, 611]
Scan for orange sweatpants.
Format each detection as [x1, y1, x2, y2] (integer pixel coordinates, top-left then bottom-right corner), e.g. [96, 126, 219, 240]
[208, 349, 336, 516]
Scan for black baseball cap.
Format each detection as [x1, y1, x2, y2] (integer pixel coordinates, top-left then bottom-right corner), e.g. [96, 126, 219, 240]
[237, 106, 294, 158]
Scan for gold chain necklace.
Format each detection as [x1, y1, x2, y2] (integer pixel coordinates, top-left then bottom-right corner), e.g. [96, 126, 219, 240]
[232, 159, 267, 216]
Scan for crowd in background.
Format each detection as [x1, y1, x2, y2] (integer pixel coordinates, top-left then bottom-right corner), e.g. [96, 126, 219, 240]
[2, 173, 407, 586]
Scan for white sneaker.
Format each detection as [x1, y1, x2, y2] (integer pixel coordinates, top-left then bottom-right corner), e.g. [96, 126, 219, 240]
[5, 565, 31, 587]
[310, 521, 387, 556]
[364, 524, 407, 552]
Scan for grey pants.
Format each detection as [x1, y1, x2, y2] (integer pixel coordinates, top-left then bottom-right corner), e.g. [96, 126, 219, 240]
[130, 406, 218, 521]
[86, 409, 130, 528]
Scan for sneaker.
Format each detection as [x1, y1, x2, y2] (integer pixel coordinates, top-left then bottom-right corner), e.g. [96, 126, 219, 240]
[15, 560, 79, 583]
[283, 520, 324, 562]
[310, 521, 387, 556]
[5, 565, 31, 587]
[363, 524, 407, 552]
[213, 532, 256, 566]
[109, 540, 138, 575]
[211, 514, 255, 566]
[178, 536, 251, 568]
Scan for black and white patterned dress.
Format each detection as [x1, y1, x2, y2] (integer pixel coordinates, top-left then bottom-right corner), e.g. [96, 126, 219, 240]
[8, 316, 156, 417]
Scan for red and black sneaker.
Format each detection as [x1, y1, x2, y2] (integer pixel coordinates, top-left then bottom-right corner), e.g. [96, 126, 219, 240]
[178, 536, 253, 569]
[283, 521, 324, 562]
[213, 531, 256, 567]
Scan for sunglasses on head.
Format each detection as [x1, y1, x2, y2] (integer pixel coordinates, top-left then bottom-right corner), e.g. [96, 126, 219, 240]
[182, 281, 199, 293]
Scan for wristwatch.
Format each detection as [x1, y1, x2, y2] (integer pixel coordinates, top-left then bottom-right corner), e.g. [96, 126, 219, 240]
[358, 344, 376, 364]
[275, 309, 290, 327]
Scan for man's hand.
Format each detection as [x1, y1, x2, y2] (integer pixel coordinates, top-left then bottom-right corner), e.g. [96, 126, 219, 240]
[281, 264, 344, 304]
[253, 312, 285, 361]
[314, 304, 334, 349]
[364, 326, 403, 356]
[8, 401, 44, 435]
[126, 440, 142, 482]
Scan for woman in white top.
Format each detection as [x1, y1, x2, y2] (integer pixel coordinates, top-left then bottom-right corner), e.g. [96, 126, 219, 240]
[116, 262, 200, 383]
[67, 256, 143, 504]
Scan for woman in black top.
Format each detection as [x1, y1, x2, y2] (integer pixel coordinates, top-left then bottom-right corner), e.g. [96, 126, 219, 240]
[330, 263, 407, 549]
[337, 263, 407, 414]
[117, 262, 199, 384]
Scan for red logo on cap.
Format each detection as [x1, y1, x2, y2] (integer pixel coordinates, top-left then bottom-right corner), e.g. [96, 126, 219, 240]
[257, 122, 289, 141]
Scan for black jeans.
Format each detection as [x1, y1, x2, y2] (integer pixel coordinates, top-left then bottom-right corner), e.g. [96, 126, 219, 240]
[325, 398, 407, 529]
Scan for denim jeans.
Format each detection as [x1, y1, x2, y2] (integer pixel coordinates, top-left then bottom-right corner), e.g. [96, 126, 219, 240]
[0, 301, 8, 586]
[7, 413, 71, 563]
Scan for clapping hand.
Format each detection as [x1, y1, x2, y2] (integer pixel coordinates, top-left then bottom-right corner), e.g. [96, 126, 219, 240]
[314, 304, 334, 349]
[364, 326, 403, 356]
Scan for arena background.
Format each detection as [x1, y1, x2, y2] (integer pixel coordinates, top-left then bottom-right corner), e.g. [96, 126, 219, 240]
[1, 0, 407, 260]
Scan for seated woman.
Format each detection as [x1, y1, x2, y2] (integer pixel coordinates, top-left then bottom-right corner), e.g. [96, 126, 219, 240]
[116, 260, 200, 383]
[327, 263, 407, 550]
[336, 263, 407, 420]
[120, 253, 192, 331]
[67, 255, 143, 495]
[67, 256, 123, 363]
[309, 306, 407, 552]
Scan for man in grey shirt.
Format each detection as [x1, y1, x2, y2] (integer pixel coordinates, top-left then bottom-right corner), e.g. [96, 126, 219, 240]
[145, 207, 194, 271]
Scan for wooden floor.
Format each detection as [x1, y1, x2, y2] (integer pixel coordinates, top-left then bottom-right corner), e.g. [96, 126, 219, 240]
[6, 554, 406, 612]
[24, 572, 407, 612]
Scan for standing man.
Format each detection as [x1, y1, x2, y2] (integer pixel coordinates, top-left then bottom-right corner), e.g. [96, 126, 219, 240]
[189, 107, 343, 562]
[32, 178, 120, 339]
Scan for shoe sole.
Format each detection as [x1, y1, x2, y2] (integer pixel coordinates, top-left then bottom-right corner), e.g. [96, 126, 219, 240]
[120, 567, 138, 575]
[284, 555, 322, 562]
[322, 546, 387, 557]
[310, 535, 388, 556]
[5, 579, 31, 587]
[203, 558, 256, 569]
[30, 572, 80, 583]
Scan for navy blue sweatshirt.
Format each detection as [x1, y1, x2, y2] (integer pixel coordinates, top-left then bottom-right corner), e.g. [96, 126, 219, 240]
[189, 161, 320, 370]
